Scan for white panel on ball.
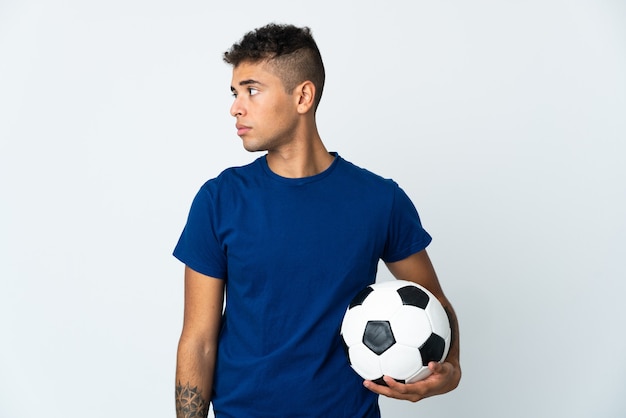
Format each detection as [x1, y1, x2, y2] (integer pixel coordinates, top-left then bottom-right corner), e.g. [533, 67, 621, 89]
[348, 344, 383, 380]
[390, 307, 432, 347]
[379, 344, 423, 381]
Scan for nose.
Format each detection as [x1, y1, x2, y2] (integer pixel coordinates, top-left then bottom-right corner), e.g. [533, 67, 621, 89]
[230, 97, 244, 117]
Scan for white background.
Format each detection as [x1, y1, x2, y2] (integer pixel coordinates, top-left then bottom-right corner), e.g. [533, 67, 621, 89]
[1, 1, 625, 417]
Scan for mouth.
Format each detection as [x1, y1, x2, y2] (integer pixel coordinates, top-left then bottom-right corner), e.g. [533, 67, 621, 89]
[236, 124, 251, 136]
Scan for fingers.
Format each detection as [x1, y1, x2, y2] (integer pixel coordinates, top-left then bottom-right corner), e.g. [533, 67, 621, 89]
[428, 360, 444, 374]
[363, 377, 424, 403]
[382, 376, 409, 393]
[362, 362, 458, 402]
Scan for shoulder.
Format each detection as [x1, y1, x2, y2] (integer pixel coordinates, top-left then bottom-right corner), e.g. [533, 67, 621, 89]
[335, 155, 420, 213]
[199, 157, 263, 192]
[336, 155, 400, 192]
[186, 157, 264, 214]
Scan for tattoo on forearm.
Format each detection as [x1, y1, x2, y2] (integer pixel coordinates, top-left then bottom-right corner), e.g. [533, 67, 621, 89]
[176, 381, 210, 418]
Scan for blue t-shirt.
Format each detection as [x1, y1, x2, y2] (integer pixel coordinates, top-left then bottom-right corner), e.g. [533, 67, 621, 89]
[174, 154, 432, 417]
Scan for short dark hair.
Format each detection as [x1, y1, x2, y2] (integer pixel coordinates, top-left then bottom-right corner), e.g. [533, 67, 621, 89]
[224, 23, 326, 110]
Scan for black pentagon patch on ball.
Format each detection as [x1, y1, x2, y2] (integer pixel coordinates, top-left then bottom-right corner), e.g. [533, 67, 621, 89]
[363, 320, 395, 355]
[419, 333, 446, 366]
[349, 286, 374, 309]
[397, 285, 429, 309]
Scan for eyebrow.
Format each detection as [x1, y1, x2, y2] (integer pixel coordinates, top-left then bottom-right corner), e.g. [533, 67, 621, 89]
[230, 79, 264, 92]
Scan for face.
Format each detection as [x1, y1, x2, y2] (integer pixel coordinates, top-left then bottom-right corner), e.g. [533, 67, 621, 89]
[230, 61, 301, 153]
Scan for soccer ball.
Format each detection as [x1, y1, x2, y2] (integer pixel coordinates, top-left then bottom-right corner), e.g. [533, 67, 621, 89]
[340, 280, 451, 385]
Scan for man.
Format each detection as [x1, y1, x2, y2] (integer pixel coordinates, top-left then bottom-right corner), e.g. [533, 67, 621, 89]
[174, 23, 461, 418]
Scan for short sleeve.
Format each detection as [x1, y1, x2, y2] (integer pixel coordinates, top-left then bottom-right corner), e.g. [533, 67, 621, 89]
[381, 183, 432, 263]
[173, 183, 227, 279]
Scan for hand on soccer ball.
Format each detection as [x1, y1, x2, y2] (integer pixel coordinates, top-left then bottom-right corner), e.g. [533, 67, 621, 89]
[363, 360, 461, 403]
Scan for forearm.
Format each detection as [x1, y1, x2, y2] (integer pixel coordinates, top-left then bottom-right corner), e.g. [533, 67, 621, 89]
[442, 298, 461, 383]
[175, 338, 217, 418]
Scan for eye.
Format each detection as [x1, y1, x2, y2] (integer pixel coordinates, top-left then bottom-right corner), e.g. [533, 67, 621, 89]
[248, 87, 259, 96]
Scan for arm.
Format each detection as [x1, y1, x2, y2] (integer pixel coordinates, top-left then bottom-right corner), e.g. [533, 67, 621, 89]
[175, 266, 224, 417]
[363, 250, 461, 402]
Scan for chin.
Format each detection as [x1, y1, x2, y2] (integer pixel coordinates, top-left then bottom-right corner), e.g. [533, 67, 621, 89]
[241, 141, 267, 153]
[241, 137, 271, 153]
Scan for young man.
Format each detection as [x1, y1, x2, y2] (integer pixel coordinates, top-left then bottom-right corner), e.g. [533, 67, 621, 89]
[174, 24, 461, 418]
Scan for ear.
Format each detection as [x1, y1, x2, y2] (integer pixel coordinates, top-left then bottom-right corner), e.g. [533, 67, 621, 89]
[295, 81, 316, 114]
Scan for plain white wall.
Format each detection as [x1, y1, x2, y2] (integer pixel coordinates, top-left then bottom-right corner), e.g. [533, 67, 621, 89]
[1, 1, 625, 417]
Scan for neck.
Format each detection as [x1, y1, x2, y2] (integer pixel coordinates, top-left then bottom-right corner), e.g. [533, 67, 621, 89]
[265, 129, 334, 178]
